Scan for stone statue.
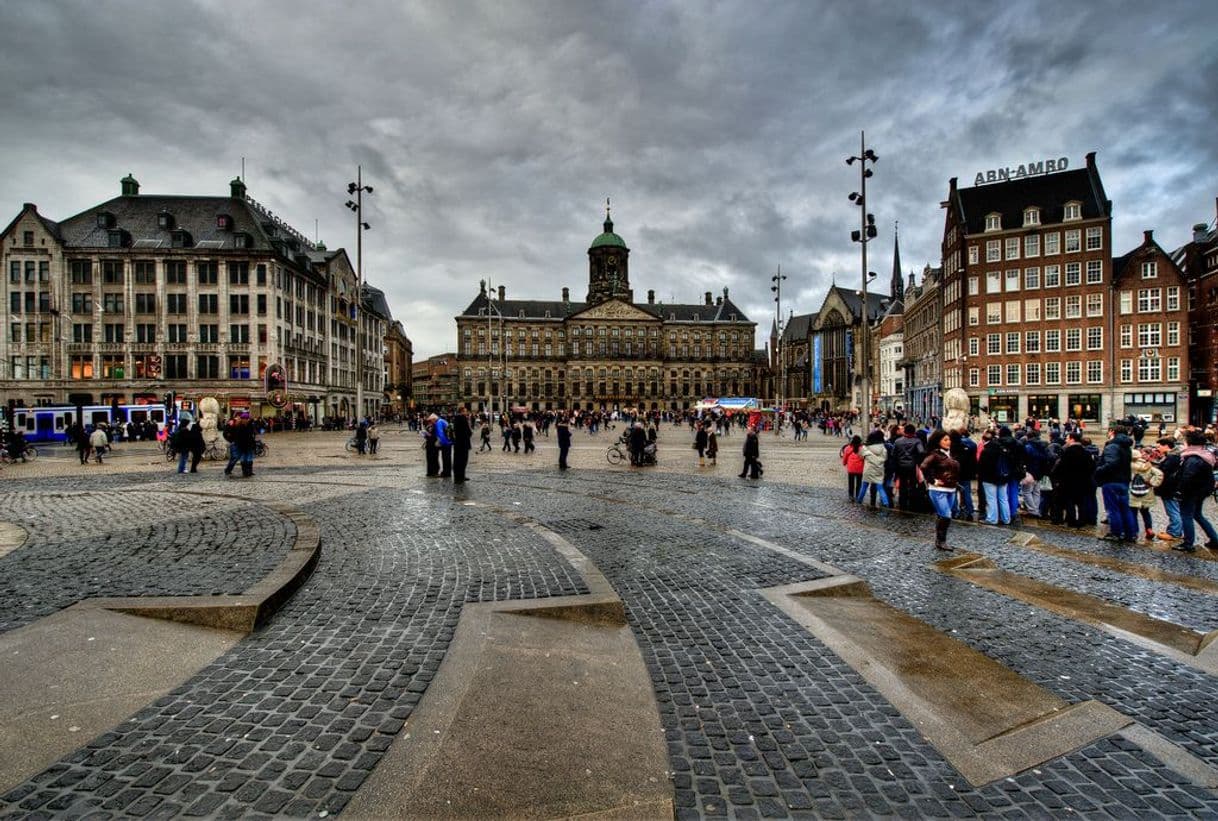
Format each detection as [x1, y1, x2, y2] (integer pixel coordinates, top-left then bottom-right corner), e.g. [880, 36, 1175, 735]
[942, 387, 971, 433]
[198, 396, 222, 445]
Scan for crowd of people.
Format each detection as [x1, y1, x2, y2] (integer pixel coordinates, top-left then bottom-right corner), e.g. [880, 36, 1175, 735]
[841, 417, 1218, 553]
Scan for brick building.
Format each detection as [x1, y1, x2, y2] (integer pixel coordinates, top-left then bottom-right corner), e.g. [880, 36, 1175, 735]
[899, 266, 942, 421]
[383, 318, 413, 416]
[411, 352, 460, 412]
[1172, 204, 1217, 425]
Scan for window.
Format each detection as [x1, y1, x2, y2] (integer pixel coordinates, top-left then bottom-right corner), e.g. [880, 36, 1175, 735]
[72, 323, 93, 343]
[968, 276, 979, 296]
[987, 364, 1001, 386]
[1044, 265, 1060, 288]
[102, 293, 124, 314]
[1045, 329, 1061, 352]
[229, 294, 249, 315]
[1084, 294, 1102, 317]
[1086, 227, 1103, 251]
[229, 356, 251, 379]
[197, 261, 218, 285]
[257, 294, 267, 316]
[1065, 263, 1081, 286]
[1085, 260, 1103, 284]
[1045, 297, 1061, 320]
[165, 293, 186, 314]
[1087, 327, 1103, 350]
[986, 240, 1001, 262]
[1120, 325, 1133, 348]
[985, 214, 1002, 232]
[1138, 357, 1160, 382]
[165, 354, 187, 379]
[987, 333, 1001, 354]
[198, 294, 218, 314]
[969, 368, 980, 387]
[1005, 301, 1021, 323]
[1066, 361, 1082, 384]
[197, 355, 220, 379]
[982, 271, 1000, 295]
[1167, 286, 1180, 311]
[1064, 202, 1081, 221]
[1065, 230, 1081, 253]
[1120, 359, 1133, 382]
[986, 303, 1001, 324]
[1026, 362, 1041, 385]
[70, 259, 92, 284]
[1023, 236, 1040, 261]
[101, 260, 123, 284]
[1023, 267, 1040, 290]
[1065, 295, 1081, 319]
[1005, 269, 1020, 292]
[1137, 323, 1161, 347]
[968, 246, 979, 265]
[135, 293, 156, 313]
[968, 306, 979, 326]
[167, 324, 187, 343]
[166, 260, 186, 284]
[1044, 233, 1060, 255]
[134, 260, 155, 284]
[1167, 321, 1180, 347]
[229, 324, 250, 344]
[1087, 360, 1103, 383]
[1025, 331, 1041, 353]
[136, 323, 156, 343]
[39, 261, 49, 282]
[1065, 328, 1081, 351]
[1137, 288, 1161, 313]
[72, 293, 93, 313]
[1119, 291, 1133, 314]
[1024, 299, 1040, 321]
[1005, 237, 1020, 260]
[228, 262, 249, 285]
[103, 323, 124, 343]
[1167, 357, 1180, 382]
[1006, 332, 1020, 354]
[1141, 261, 1158, 279]
[71, 355, 94, 379]
[1046, 362, 1061, 384]
[1006, 363, 1021, 385]
[1024, 208, 1040, 226]
[256, 264, 267, 286]
[969, 337, 980, 356]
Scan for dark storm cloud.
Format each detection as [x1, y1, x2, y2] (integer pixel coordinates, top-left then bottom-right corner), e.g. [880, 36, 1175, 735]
[1, 0, 1215, 356]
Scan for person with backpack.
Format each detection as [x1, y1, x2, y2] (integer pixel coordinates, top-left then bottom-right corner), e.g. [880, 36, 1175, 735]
[1152, 437, 1184, 542]
[1021, 430, 1050, 517]
[1094, 424, 1137, 542]
[1129, 448, 1163, 540]
[842, 435, 865, 501]
[1173, 429, 1218, 553]
[996, 427, 1026, 525]
[977, 429, 1014, 524]
[950, 430, 978, 521]
[891, 424, 925, 511]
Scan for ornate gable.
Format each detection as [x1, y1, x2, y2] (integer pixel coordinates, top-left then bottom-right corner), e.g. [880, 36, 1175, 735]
[568, 298, 658, 322]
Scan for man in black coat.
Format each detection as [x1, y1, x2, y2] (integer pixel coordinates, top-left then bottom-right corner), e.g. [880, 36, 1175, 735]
[1173, 430, 1218, 552]
[1052, 431, 1095, 528]
[628, 422, 648, 466]
[451, 406, 472, 484]
[891, 424, 925, 511]
[1152, 437, 1183, 541]
[1094, 425, 1136, 541]
[740, 426, 761, 479]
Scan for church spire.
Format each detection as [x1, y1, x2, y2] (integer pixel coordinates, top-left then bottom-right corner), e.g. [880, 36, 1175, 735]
[890, 221, 904, 302]
[603, 196, 613, 234]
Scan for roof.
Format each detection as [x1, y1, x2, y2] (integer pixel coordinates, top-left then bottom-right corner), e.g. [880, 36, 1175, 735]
[781, 312, 814, 343]
[832, 285, 890, 323]
[362, 285, 393, 321]
[1, 203, 63, 243]
[590, 215, 628, 249]
[953, 154, 1110, 235]
[458, 288, 752, 324]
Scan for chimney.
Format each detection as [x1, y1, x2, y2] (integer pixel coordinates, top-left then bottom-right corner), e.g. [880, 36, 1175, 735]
[1194, 223, 1209, 243]
[705, 291, 712, 306]
[716, 296, 722, 306]
[498, 285, 505, 302]
[647, 289, 655, 304]
[562, 287, 569, 302]
[1143, 229, 1154, 244]
[120, 174, 140, 197]
[230, 177, 247, 199]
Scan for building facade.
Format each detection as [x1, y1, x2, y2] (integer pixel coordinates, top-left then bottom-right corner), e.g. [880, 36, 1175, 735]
[410, 352, 461, 411]
[901, 266, 943, 421]
[808, 285, 889, 411]
[772, 313, 813, 407]
[453, 211, 758, 412]
[1173, 205, 1218, 425]
[1, 175, 387, 422]
[384, 319, 413, 416]
[940, 153, 1119, 424]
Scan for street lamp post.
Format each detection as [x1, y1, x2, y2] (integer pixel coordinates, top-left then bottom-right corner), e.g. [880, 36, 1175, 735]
[847, 132, 879, 417]
[345, 168, 373, 421]
[770, 266, 787, 410]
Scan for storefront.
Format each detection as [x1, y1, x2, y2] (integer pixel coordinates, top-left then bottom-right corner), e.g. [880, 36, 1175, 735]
[1027, 394, 1060, 421]
[1122, 392, 1179, 424]
[1066, 393, 1102, 424]
[986, 392, 1020, 424]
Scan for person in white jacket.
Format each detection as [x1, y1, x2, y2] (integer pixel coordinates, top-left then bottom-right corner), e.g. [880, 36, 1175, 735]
[89, 426, 109, 464]
[857, 429, 891, 508]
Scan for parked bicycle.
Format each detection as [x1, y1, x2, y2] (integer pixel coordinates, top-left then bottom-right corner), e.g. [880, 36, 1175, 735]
[0, 445, 38, 464]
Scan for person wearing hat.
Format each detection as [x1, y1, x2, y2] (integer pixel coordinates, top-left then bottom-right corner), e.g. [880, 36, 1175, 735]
[424, 414, 440, 477]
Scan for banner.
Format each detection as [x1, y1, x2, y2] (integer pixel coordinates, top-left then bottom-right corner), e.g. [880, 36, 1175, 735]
[812, 335, 823, 394]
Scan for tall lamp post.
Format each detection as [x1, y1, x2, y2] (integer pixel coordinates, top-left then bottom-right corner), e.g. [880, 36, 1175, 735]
[484, 278, 505, 418]
[345, 167, 373, 421]
[847, 133, 879, 416]
[770, 266, 787, 410]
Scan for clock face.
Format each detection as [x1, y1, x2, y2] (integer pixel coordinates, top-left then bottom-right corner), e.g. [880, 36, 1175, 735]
[606, 254, 618, 270]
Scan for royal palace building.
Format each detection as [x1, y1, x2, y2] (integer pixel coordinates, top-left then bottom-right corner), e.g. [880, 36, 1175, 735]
[454, 210, 758, 412]
[1, 175, 395, 423]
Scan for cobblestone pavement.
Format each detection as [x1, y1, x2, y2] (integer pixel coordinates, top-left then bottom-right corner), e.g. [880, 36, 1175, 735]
[2, 436, 1218, 817]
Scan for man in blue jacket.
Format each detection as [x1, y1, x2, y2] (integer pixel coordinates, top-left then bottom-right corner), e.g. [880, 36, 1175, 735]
[1094, 424, 1136, 542]
[435, 412, 453, 478]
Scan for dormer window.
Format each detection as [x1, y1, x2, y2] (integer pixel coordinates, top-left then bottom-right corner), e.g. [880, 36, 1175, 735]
[107, 229, 130, 248]
[518, 309, 525, 318]
[1064, 201, 1082, 221]
[216, 214, 233, 230]
[170, 229, 193, 248]
[693, 313, 700, 321]
[157, 211, 175, 230]
[232, 232, 250, 249]
[96, 211, 115, 229]
[1023, 208, 1040, 226]
[984, 213, 1002, 232]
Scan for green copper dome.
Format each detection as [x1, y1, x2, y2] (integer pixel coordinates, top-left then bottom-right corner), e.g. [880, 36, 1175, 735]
[590, 213, 627, 249]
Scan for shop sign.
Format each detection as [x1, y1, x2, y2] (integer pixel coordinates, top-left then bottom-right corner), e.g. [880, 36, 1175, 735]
[974, 157, 1068, 186]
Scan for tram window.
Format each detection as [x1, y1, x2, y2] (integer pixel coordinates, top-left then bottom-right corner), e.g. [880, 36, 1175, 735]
[55, 414, 66, 430]
[90, 411, 109, 426]
[151, 409, 165, 423]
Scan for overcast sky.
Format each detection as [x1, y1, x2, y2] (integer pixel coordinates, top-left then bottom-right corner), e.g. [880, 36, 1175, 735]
[3, 0, 1215, 358]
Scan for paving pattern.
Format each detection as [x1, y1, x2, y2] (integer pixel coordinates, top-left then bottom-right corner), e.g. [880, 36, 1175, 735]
[2, 458, 1218, 818]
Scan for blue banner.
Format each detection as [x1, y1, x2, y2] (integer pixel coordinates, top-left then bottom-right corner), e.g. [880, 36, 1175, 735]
[812, 335, 823, 394]
[845, 330, 853, 373]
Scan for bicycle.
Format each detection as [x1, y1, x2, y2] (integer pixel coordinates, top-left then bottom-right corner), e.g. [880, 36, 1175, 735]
[606, 443, 627, 465]
[203, 441, 226, 461]
[254, 440, 268, 458]
[0, 445, 38, 464]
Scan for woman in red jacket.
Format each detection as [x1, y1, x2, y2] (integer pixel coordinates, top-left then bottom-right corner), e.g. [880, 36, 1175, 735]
[842, 435, 865, 501]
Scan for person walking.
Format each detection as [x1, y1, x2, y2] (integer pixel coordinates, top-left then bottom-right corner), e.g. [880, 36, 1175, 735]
[706, 426, 718, 467]
[424, 414, 441, 477]
[740, 425, 762, 479]
[70, 421, 91, 464]
[451, 406, 472, 484]
[479, 421, 492, 453]
[921, 430, 960, 550]
[354, 421, 368, 455]
[501, 421, 512, 452]
[89, 425, 109, 464]
[367, 420, 380, 455]
[842, 435, 865, 501]
[1173, 429, 1218, 553]
[1094, 424, 1137, 542]
[510, 421, 522, 453]
[628, 422, 647, 467]
[695, 421, 709, 467]
[858, 429, 891, 508]
[174, 423, 192, 474]
[436, 413, 453, 477]
[522, 419, 535, 454]
[556, 413, 572, 470]
[1152, 437, 1184, 542]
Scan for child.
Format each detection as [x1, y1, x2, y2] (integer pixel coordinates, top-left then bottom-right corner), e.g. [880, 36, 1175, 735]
[841, 435, 865, 502]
